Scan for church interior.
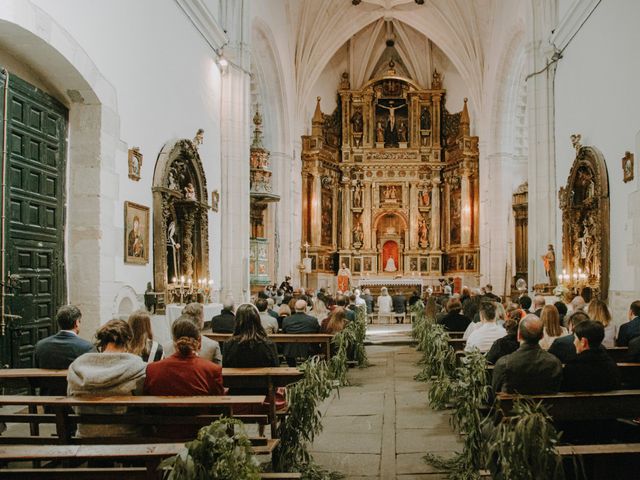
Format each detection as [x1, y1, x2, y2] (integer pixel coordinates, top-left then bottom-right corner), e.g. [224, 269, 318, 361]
[1, 0, 640, 478]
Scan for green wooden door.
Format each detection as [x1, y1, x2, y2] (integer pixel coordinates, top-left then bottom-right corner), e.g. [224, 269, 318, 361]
[0, 69, 68, 368]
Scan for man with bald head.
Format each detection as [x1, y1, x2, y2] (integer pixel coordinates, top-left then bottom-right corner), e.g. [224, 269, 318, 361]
[282, 299, 321, 367]
[491, 314, 562, 396]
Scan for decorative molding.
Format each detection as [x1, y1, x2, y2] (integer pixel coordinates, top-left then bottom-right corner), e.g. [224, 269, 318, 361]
[174, 0, 228, 51]
[551, 0, 601, 51]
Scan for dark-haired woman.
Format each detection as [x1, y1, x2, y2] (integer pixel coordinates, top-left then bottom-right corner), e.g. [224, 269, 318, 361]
[223, 304, 279, 369]
[67, 319, 146, 438]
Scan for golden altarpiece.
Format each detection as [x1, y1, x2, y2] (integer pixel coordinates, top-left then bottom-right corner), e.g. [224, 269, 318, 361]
[301, 64, 479, 289]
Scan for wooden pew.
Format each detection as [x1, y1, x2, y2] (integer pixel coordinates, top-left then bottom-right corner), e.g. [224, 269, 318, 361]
[205, 333, 334, 360]
[447, 338, 466, 352]
[0, 367, 303, 439]
[447, 331, 465, 339]
[0, 395, 265, 445]
[0, 443, 300, 480]
[496, 390, 640, 422]
[556, 444, 640, 480]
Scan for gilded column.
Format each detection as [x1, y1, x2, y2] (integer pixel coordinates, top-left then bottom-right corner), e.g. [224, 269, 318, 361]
[363, 182, 372, 249]
[409, 182, 418, 249]
[431, 175, 441, 250]
[341, 179, 352, 249]
[461, 161, 472, 246]
[310, 170, 322, 246]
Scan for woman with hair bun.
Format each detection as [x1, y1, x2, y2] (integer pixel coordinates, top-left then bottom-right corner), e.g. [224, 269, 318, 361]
[67, 319, 146, 438]
[144, 319, 224, 396]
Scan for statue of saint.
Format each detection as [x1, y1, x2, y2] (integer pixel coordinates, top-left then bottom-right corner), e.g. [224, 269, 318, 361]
[184, 183, 196, 200]
[420, 106, 431, 130]
[419, 189, 430, 207]
[376, 121, 384, 143]
[193, 128, 204, 148]
[353, 184, 363, 208]
[378, 100, 405, 146]
[418, 217, 429, 246]
[337, 262, 351, 293]
[352, 221, 364, 245]
[398, 121, 407, 143]
[384, 256, 397, 272]
[541, 244, 557, 286]
[350, 109, 363, 133]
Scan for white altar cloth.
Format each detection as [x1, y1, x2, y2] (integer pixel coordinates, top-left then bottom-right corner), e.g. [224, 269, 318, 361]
[357, 277, 424, 287]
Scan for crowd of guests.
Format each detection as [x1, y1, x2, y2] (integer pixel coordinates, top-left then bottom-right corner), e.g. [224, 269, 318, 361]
[425, 284, 640, 397]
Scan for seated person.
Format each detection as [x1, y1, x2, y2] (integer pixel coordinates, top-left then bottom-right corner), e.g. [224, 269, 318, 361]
[256, 298, 279, 334]
[67, 319, 146, 438]
[223, 304, 280, 370]
[277, 304, 292, 330]
[629, 335, 640, 362]
[210, 298, 235, 334]
[548, 311, 590, 364]
[616, 300, 640, 346]
[266, 298, 279, 319]
[322, 307, 347, 335]
[439, 298, 471, 332]
[34, 305, 95, 395]
[128, 310, 163, 362]
[282, 299, 321, 367]
[486, 309, 521, 364]
[465, 302, 506, 353]
[539, 305, 568, 350]
[392, 290, 407, 324]
[492, 314, 563, 395]
[561, 320, 621, 392]
[336, 295, 355, 322]
[164, 303, 222, 364]
[144, 319, 224, 438]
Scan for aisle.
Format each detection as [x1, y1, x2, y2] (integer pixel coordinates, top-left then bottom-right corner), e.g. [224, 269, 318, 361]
[310, 345, 462, 479]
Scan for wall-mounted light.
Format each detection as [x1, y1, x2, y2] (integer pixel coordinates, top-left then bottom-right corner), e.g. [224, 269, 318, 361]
[216, 55, 229, 74]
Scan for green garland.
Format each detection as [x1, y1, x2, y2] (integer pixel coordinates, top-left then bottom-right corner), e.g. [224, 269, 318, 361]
[159, 417, 261, 480]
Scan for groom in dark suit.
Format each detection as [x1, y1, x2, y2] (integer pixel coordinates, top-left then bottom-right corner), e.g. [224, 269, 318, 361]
[34, 305, 95, 394]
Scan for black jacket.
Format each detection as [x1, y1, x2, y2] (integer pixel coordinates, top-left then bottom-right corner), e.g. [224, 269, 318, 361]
[282, 313, 320, 358]
[486, 333, 519, 365]
[392, 295, 407, 313]
[629, 335, 640, 362]
[561, 346, 621, 392]
[33, 331, 95, 395]
[439, 311, 471, 332]
[492, 343, 563, 395]
[548, 333, 577, 364]
[223, 338, 279, 394]
[211, 309, 236, 334]
[617, 317, 640, 346]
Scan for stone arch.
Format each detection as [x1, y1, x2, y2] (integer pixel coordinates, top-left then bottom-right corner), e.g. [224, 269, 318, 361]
[0, 0, 120, 335]
[152, 139, 210, 295]
[111, 285, 140, 320]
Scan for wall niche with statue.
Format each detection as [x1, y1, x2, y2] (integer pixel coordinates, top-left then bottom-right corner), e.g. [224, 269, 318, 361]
[559, 140, 610, 299]
[152, 134, 210, 299]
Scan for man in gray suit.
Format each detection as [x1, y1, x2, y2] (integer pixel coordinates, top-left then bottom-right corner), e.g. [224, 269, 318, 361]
[282, 299, 320, 367]
[34, 305, 95, 395]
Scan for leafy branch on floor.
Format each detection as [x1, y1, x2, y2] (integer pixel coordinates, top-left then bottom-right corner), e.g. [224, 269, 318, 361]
[486, 399, 566, 480]
[274, 357, 345, 480]
[159, 417, 261, 480]
[414, 323, 456, 384]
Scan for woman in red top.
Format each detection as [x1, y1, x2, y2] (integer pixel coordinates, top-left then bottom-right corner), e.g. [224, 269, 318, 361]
[145, 319, 224, 395]
[144, 319, 224, 438]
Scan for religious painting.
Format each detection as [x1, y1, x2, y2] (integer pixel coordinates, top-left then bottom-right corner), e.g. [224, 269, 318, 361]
[309, 254, 317, 271]
[211, 190, 220, 212]
[431, 257, 440, 271]
[449, 187, 461, 245]
[447, 255, 457, 271]
[339, 256, 351, 270]
[353, 257, 362, 273]
[623, 151, 634, 183]
[363, 257, 372, 272]
[128, 147, 142, 181]
[382, 241, 399, 273]
[409, 257, 418, 272]
[418, 188, 431, 208]
[124, 201, 149, 264]
[420, 257, 428, 273]
[321, 189, 333, 246]
[466, 255, 475, 270]
[380, 185, 401, 204]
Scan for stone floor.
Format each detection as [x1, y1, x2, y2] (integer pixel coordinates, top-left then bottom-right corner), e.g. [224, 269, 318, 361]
[310, 341, 461, 479]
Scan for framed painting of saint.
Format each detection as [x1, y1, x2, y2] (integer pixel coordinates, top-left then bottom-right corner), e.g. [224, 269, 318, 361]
[128, 147, 142, 181]
[124, 201, 150, 264]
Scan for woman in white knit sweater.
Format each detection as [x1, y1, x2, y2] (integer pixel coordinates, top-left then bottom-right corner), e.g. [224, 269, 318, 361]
[67, 319, 146, 438]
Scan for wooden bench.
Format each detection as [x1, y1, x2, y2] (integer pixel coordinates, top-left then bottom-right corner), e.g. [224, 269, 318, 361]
[447, 338, 466, 352]
[205, 333, 334, 361]
[447, 331, 465, 339]
[0, 367, 303, 439]
[0, 443, 298, 480]
[0, 395, 265, 445]
[556, 443, 640, 480]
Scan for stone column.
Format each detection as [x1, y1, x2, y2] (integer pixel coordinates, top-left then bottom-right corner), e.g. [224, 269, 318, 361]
[461, 162, 472, 246]
[431, 175, 441, 250]
[527, 0, 558, 287]
[220, 64, 251, 302]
